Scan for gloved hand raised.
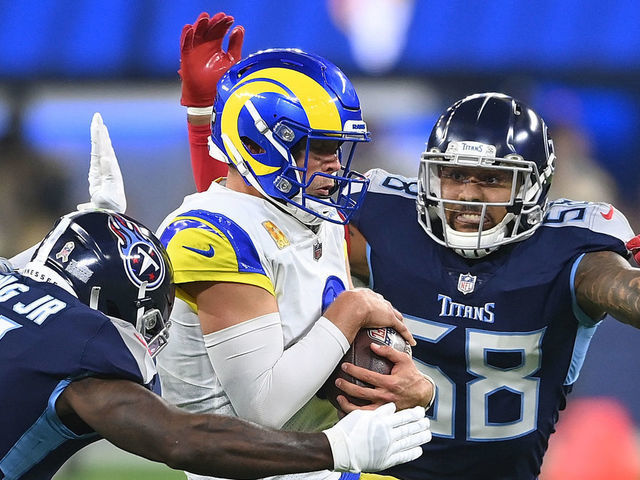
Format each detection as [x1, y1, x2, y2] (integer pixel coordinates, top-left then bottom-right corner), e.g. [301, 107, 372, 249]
[77, 113, 126, 213]
[179, 11, 245, 107]
[626, 234, 640, 265]
[323, 402, 431, 472]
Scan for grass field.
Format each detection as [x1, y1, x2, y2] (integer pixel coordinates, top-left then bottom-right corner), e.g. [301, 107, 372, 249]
[53, 440, 185, 480]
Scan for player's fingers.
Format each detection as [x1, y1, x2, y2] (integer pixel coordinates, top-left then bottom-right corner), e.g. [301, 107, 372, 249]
[227, 25, 245, 61]
[385, 446, 424, 467]
[339, 362, 389, 388]
[335, 394, 381, 414]
[390, 425, 432, 454]
[179, 24, 192, 51]
[180, 27, 195, 53]
[208, 15, 234, 46]
[193, 12, 212, 40]
[386, 405, 427, 429]
[370, 343, 411, 364]
[389, 318, 416, 346]
[90, 112, 103, 156]
[390, 415, 430, 441]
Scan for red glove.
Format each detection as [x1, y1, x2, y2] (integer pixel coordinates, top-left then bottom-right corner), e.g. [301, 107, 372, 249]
[179, 12, 245, 107]
[626, 235, 640, 265]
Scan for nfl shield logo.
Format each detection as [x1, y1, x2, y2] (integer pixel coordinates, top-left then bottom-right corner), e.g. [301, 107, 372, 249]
[457, 273, 476, 295]
[313, 240, 323, 261]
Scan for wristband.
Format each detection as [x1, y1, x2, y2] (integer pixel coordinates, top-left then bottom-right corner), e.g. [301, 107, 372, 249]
[187, 106, 214, 116]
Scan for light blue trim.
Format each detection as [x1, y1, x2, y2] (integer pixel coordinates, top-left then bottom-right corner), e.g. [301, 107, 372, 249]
[569, 253, 602, 327]
[0, 378, 97, 479]
[365, 242, 374, 289]
[564, 323, 598, 385]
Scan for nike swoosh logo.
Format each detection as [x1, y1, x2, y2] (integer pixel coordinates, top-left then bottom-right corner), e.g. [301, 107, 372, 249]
[601, 205, 614, 220]
[183, 244, 215, 257]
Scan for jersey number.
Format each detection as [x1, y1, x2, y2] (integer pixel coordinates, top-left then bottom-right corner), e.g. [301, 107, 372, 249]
[406, 316, 544, 441]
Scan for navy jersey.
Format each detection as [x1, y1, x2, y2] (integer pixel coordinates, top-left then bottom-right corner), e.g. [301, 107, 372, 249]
[0, 273, 157, 480]
[350, 169, 633, 480]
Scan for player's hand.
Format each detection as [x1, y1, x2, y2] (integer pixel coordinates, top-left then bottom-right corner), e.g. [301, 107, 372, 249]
[626, 234, 640, 265]
[0, 257, 14, 274]
[323, 402, 430, 472]
[335, 343, 434, 413]
[324, 288, 416, 346]
[77, 113, 126, 213]
[179, 11, 245, 107]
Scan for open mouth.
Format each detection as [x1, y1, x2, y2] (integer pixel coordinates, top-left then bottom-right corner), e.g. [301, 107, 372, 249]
[447, 207, 494, 231]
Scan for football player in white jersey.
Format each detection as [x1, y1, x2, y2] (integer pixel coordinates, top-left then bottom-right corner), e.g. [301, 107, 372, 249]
[0, 112, 432, 480]
[157, 13, 435, 480]
[178, 16, 640, 478]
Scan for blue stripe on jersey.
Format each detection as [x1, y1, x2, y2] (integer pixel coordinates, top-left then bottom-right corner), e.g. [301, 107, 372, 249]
[338, 473, 360, 480]
[569, 253, 601, 327]
[565, 253, 600, 385]
[160, 209, 266, 275]
[564, 323, 598, 386]
[0, 379, 97, 479]
[365, 243, 374, 289]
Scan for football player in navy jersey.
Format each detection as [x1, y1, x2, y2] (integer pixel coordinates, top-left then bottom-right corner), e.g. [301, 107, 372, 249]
[343, 92, 640, 480]
[0, 210, 431, 480]
[174, 13, 640, 479]
[0, 111, 432, 479]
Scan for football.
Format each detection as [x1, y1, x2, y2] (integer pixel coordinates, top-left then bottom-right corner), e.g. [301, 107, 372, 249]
[319, 327, 412, 409]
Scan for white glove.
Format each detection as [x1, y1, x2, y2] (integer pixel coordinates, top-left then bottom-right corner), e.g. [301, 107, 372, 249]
[323, 403, 431, 473]
[0, 257, 14, 274]
[77, 112, 127, 213]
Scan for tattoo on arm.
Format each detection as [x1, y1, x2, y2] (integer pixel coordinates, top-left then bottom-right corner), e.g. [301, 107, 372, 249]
[575, 251, 640, 328]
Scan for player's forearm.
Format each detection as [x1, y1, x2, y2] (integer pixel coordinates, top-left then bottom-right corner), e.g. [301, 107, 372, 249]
[575, 250, 640, 327]
[165, 413, 333, 478]
[187, 117, 228, 192]
[205, 313, 349, 429]
[65, 377, 333, 478]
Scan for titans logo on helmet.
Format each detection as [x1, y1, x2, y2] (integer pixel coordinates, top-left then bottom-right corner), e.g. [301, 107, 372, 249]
[108, 215, 165, 290]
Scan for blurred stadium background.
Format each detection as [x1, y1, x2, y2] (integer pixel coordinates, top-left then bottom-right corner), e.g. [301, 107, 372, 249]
[2, 1, 640, 478]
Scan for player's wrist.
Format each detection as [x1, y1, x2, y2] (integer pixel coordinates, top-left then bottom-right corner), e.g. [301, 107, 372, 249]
[421, 372, 436, 409]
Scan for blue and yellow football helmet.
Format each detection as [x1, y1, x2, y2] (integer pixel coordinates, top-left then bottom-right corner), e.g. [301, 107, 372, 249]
[209, 48, 370, 225]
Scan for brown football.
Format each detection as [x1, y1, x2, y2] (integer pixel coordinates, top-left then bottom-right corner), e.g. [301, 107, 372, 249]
[318, 327, 412, 409]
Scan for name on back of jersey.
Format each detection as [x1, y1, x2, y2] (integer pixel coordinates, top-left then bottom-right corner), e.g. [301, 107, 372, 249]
[0, 274, 67, 325]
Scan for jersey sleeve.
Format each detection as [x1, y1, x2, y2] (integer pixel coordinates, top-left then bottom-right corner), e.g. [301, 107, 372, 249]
[76, 311, 157, 386]
[159, 209, 275, 304]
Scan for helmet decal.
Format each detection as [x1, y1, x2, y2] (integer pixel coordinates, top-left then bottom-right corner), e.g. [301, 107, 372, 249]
[220, 68, 343, 176]
[211, 49, 370, 226]
[108, 215, 165, 290]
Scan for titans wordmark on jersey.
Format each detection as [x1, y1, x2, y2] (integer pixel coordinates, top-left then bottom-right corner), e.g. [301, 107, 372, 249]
[350, 169, 633, 480]
[0, 274, 156, 480]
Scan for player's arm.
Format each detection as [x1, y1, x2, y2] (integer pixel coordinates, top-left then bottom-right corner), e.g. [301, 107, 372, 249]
[347, 223, 370, 281]
[573, 250, 640, 327]
[181, 280, 414, 428]
[58, 377, 430, 476]
[179, 12, 244, 191]
[10, 113, 125, 269]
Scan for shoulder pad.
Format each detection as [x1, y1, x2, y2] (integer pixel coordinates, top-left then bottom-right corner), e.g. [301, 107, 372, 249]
[544, 199, 633, 243]
[365, 168, 418, 198]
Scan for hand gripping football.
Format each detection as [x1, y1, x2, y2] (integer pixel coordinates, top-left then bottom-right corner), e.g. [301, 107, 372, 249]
[319, 327, 412, 409]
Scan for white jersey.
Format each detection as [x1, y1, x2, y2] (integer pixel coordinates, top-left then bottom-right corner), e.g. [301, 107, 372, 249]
[156, 182, 349, 480]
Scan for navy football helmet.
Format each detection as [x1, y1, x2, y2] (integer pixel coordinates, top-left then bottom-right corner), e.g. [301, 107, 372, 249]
[22, 209, 174, 357]
[209, 48, 370, 226]
[417, 92, 556, 258]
